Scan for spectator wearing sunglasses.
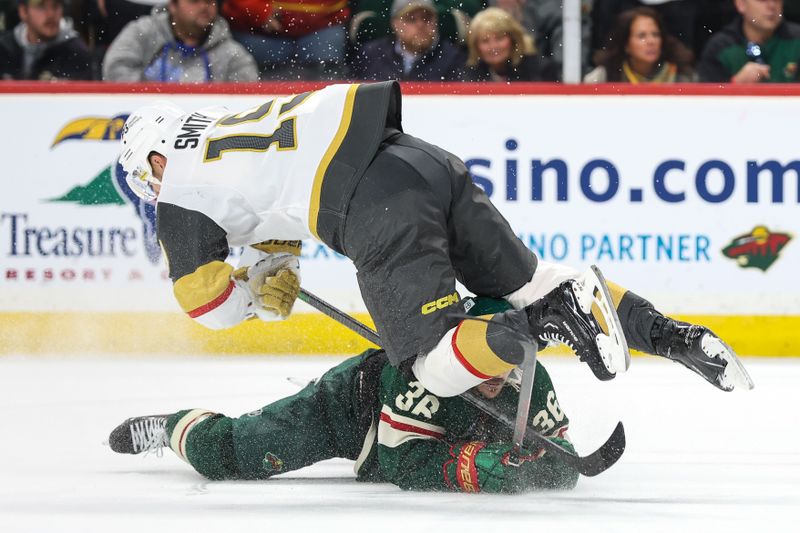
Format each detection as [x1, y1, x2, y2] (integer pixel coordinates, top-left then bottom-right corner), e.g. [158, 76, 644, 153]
[698, 0, 800, 82]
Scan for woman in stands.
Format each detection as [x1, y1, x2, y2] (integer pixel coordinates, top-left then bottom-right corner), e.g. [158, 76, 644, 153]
[464, 7, 558, 82]
[584, 6, 694, 83]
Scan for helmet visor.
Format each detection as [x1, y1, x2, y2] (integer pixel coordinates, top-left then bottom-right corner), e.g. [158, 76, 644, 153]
[125, 164, 160, 203]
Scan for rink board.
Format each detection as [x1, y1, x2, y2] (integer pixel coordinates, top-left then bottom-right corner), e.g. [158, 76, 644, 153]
[1, 310, 800, 356]
[0, 83, 797, 355]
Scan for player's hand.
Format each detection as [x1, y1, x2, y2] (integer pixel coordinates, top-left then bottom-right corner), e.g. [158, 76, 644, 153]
[234, 254, 300, 321]
[256, 268, 300, 319]
[447, 441, 544, 493]
[732, 62, 770, 83]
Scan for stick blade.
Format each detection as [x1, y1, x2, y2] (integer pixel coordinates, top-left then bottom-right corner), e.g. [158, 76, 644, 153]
[574, 421, 626, 477]
[525, 420, 626, 477]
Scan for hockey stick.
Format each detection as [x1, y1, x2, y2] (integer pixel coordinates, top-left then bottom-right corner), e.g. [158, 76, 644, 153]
[298, 288, 626, 477]
[298, 288, 381, 345]
[508, 340, 537, 466]
[446, 311, 539, 467]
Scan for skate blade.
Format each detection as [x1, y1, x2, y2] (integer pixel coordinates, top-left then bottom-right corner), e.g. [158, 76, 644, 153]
[701, 335, 755, 391]
[574, 265, 631, 375]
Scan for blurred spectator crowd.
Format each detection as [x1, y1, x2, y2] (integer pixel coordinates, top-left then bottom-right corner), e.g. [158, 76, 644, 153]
[1, 0, 800, 83]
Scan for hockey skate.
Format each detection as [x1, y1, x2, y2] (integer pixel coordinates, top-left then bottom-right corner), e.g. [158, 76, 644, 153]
[108, 415, 170, 455]
[651, 318, 755, 391]
[525, 265, 630, 381]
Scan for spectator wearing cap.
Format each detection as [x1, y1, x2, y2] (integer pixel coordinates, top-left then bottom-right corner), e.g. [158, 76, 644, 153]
[348, 0, 483, 47]
[102, 0, 258, 82]
[222, 0, 350, 80]
[0, 0, 92, 79]
[698, 0, 800, 83]
[352, 0, 466, 80]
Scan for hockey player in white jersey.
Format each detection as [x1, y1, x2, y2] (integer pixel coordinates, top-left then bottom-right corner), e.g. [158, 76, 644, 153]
[118, 81, 753, 396]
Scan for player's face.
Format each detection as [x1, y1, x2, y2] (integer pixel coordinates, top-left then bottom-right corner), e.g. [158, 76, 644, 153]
[737, 0, 783, 33]
[392, 8, 438, 54]
[147, 153, 166, 194]
[476, 371, 512, 399]
[19, 0, 62, 42]
[476, 31, 513, 69]
[170, 0, 217, 35]
[625, 16, 662, 68]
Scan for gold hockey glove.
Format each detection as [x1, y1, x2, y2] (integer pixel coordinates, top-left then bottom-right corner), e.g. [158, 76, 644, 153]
[234, 252, 301, 321]
[257, 268, 300, 318]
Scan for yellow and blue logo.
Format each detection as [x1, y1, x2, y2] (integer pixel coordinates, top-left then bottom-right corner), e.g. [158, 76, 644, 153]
[51, 115, 128, 148]
[49, 114, 161, 264]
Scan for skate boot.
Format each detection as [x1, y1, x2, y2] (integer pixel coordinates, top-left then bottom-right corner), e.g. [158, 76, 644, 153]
[525, 265, 630, 381]
[651, 318, 755, 391]
[108, 414, 170, 455]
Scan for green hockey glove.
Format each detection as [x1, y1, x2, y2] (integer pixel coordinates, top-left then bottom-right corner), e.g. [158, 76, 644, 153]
[445, 441, 544, 493]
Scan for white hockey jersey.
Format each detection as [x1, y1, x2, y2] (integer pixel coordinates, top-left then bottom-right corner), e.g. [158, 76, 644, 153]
[155, 81, 401, 329]
[161, 84, 353, 244]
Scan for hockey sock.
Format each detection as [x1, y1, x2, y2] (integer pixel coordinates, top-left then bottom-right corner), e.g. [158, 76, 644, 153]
[167, 409, 240, 480]
[412, 311, 527, 397]
[614, 291, 664, 354]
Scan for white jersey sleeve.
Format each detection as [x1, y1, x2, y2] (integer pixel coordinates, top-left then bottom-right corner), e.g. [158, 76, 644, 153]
[155, 81, 402, 328]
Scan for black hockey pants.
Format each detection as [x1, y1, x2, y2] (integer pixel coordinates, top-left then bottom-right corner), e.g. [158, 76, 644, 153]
[338, 131, 537, 365]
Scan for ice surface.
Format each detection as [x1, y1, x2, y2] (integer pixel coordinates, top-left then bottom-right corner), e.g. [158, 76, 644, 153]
[0, 355, 797, 533]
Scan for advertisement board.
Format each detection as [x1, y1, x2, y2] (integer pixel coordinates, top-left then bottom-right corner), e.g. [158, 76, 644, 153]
[0, 84, 797, 354]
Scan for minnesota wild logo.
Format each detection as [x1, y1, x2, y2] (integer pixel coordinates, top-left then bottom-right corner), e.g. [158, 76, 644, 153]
[263, 452, 285, 474]
[722, 226, 791, 272]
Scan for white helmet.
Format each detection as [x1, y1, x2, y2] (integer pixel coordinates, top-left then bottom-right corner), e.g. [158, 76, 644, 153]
[119, 102, 186, 202]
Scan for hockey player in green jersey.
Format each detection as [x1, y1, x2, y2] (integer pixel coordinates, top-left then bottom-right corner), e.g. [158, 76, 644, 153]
[109, 298, 579, 493]
[118, 80, 753, 398]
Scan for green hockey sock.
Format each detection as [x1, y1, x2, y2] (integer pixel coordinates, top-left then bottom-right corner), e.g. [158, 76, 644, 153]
[167, 409, 239, 480]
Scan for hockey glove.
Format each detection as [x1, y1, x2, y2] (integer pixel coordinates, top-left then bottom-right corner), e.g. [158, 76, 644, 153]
[445, 441, 546, 493]
[233, 253, 300, 321]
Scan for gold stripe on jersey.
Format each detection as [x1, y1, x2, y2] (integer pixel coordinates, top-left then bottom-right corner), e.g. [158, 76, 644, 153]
[173, 261, 235, 314]
[592, 280, 627, 335]
[452, 315, 517, 379]
[217, 100, 275, 127]
[309, 84, 359, 240]
[251, 240, 303, 256]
